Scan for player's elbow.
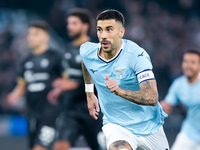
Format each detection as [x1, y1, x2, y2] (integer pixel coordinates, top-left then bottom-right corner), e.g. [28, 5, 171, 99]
[146, 91, 158, 106]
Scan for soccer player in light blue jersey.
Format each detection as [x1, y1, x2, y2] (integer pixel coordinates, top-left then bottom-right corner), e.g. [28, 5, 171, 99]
[161, 50, 200, 150]
[80, 9, 169, 150]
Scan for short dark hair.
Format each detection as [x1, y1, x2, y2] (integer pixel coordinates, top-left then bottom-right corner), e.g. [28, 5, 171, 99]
[67, 8, 93, 32]
[29, 20, 49, 33]
[96, 9, 125, 26]
[184, 49, 200, 62]
[184, 49, 200, 56]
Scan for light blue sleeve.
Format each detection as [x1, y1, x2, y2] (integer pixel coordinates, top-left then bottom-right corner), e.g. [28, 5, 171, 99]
[133, 48, 153, 75]
[79, 42, 89, 58]
[164, 80, 179, 106]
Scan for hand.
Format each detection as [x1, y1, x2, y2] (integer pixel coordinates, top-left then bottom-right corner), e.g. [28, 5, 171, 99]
[86, 93, 100, 120]
[160, 101, 173, 115]
[7, 92, 19, 106]
[53, 78, 78, 91]
[105, 74, 120, 94]
[47, 88, 61, 105]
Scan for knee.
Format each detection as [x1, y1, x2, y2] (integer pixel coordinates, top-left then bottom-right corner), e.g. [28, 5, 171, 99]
[109, 140, 132, 150]
[53, 141, 71, 150]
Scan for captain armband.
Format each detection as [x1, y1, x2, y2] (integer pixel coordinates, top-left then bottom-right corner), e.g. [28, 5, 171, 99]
[137, 70, 155, 84]
[85, 84, 94, 93]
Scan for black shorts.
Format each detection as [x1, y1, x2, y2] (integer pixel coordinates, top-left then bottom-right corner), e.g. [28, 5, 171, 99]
[55, 111, 103, 150]
[28, 103, 60, 149]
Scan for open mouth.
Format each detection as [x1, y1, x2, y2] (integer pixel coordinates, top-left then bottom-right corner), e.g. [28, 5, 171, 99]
[101, 42, 110, 47]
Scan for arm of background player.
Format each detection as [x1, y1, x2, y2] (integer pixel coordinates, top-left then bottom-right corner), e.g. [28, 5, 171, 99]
[160, 101, 173, 114]
[81, 61, 100, 120]
[52, 73, 79, 91]
[105, 74, 158, 106]
[7, 78, 26, 106]
[47, 72, 79, 104]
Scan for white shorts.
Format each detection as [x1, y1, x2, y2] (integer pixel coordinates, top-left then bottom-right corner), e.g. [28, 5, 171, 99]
[171, 132, 200, 150]
[102, 123, 169, 150]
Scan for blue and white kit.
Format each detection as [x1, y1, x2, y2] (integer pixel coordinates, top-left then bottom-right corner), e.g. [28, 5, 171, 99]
[80, 39, 167, 136]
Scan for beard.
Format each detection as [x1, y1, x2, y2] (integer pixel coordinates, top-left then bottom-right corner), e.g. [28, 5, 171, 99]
[69, 31, 82, 40]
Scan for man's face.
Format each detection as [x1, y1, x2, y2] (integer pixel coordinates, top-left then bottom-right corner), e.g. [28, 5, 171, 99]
[182, 53, 200, 78]
[27, 27, 49, 49]
[67, 16, 84, 39]
[97, 19, 124, 53]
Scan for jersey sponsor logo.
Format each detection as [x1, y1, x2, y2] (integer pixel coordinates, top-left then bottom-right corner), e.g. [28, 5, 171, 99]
[27, 82, 45, 92]
[90, 69, 98, 73]
[39, 126, 55, 146]
[137, 70, 155, 83]
[40, 58, 49, 68]
[25, 61, 34, 69]
[115, 68, 126, 79]
[24, 71, 50, 82]
[138, 52, 144, 57]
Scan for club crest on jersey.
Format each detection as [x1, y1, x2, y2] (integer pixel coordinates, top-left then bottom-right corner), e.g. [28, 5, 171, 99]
[41, 58, 49, 68]
[115, 68, 126, 79]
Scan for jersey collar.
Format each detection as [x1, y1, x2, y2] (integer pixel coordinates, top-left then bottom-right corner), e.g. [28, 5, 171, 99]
[97, 39, 124, 63]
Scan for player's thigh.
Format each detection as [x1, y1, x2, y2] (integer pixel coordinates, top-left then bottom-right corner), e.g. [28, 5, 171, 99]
[102, 123, 138, 150]
[171, 132, 200, 150]
[54, 114, 80, 145]
[137, 126, 169, 150]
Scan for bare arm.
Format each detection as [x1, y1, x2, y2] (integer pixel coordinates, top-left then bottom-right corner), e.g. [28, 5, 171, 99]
[81, 61, 94, 84]
[7, 78, 26, 106]
[105, 75, 158, 106]
[47, 70, 79, 104]
[160, 101, 173, 114]
[81, 61, 100, 120]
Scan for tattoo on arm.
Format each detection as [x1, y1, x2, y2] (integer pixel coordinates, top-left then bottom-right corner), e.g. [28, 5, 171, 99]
[118, 80, 158, 106]
[81, 61, 93, 84]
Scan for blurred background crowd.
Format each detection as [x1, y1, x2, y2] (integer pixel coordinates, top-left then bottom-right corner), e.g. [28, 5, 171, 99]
[0, 0, 200, 149]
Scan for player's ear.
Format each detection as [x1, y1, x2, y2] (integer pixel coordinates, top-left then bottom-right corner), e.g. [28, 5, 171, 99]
[119, 27, 125, 38]
[83, 23, 89, 33]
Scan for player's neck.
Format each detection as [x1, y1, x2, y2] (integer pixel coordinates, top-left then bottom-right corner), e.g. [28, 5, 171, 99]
[32, 44, 48, 55]
[73, 34, 90, 47]
[187, 73, 199, 84]
[101, 40, 122, 60]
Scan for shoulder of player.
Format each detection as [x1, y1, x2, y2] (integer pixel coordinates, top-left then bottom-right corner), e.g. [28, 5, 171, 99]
[123, 39, 149, 56]
[172, 75, 186, 86]
[124, 40, 150, 61]
[46, 49, 63, 57]
[20, 53, 33, 64]
[80, 42, 98, 56]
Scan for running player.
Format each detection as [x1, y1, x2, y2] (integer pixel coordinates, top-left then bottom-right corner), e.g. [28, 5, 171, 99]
[7, 21, 66, 150]
[48, 8, 104, 150]
[161, 50, 200, 150]
[80, 9, 169, 150]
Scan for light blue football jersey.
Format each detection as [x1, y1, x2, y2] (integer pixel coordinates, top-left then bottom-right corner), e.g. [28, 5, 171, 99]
[80, 39, 167, 136]
[165, 75, 200, 142]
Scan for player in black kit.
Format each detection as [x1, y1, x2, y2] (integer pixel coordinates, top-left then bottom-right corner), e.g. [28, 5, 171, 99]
[48, 9, 105, 150]
[7, 21, 66, 150]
